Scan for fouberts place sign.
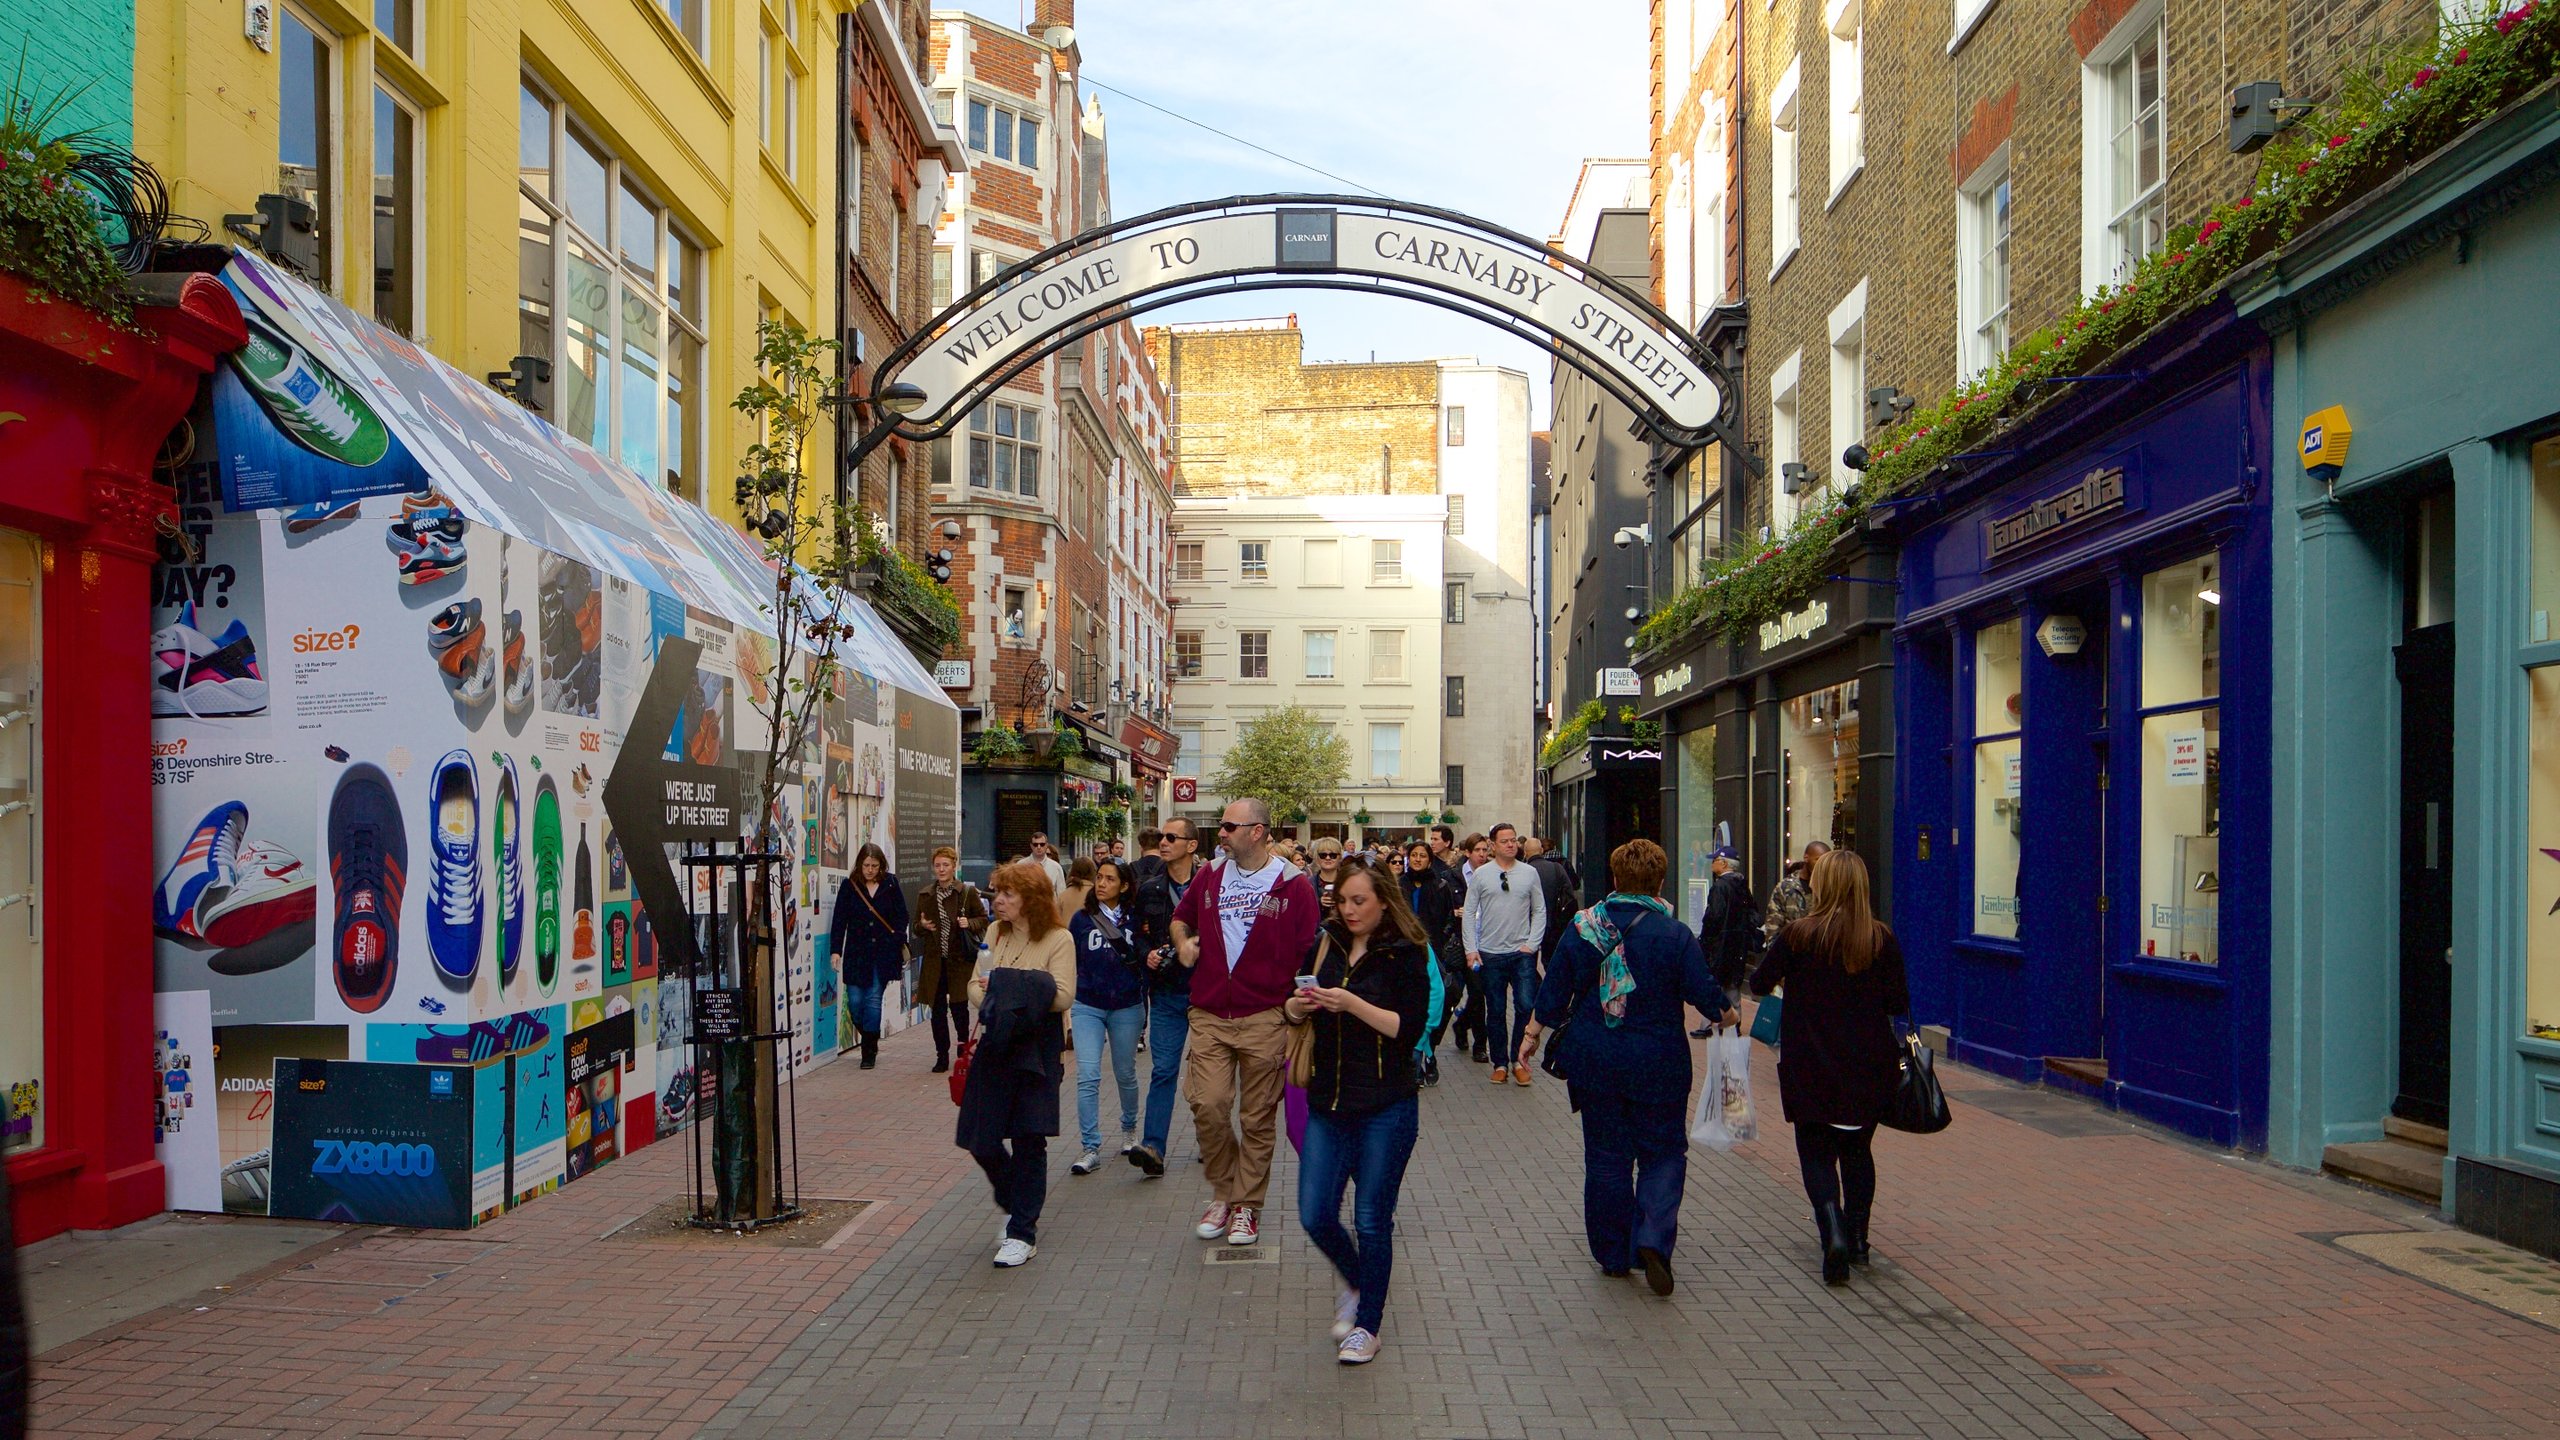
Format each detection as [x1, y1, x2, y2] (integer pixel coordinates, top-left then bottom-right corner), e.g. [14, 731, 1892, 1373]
[900, 204, 1723, 431]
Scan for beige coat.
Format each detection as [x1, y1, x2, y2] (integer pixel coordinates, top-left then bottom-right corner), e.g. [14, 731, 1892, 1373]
[969, 924, 1077, 1013]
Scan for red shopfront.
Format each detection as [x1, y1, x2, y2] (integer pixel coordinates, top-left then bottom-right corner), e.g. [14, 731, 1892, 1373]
[0, 271, 245, 1241]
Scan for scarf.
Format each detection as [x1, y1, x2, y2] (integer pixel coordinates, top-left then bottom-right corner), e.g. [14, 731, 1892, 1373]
[1572, 894, 1674, 1027]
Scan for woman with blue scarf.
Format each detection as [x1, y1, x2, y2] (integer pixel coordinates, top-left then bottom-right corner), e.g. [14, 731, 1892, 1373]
[1517, 838, 1734, 1296]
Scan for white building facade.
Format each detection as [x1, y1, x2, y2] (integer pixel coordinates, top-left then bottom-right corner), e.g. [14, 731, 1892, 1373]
[1434, 362, 1538, 837]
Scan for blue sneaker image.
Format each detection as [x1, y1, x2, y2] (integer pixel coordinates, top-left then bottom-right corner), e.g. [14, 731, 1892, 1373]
[494, 755, 524, 989]
[155, 800, 248, 939]
[329, 764, 405, 1014]
[425, 749, 482, 987]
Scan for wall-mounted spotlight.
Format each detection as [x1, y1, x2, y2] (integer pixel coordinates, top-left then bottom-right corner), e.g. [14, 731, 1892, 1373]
[1866, 386, 1916, 429]
[1780, 462, 1813, 496]
[1842, 443, 1872, 472]
[2229, 81, 2315, 154]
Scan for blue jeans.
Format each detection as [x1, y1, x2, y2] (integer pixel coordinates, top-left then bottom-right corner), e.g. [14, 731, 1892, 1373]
[848, 977, 887, 1036]
[1298, 1096, 1420, 1334]
[1578, 1089, 1688, 1272]
[1071, 1001, 1145, 1149]
[1139, 989, 1191, 1155]
[1477, 951, 1537, 1065]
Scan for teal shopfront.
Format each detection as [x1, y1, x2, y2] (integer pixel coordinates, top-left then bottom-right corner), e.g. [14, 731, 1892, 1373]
[2241, 84, 2560, 1251]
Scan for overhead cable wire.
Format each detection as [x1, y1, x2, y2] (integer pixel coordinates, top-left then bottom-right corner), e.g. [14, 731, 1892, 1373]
[1077, 74, 1392, 199]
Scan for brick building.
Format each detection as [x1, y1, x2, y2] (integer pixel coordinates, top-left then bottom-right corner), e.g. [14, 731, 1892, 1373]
[926, 3, 1175, 868]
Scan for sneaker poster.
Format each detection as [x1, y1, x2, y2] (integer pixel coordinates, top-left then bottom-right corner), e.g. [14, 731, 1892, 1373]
[145, 257, 963, 1226]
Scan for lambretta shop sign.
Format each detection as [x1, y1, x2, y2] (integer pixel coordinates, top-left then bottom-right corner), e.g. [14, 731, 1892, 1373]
[901, 206, 1722, 431]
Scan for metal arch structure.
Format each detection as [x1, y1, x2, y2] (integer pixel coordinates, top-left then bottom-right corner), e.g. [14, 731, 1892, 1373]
[844, 193, 1741, 469]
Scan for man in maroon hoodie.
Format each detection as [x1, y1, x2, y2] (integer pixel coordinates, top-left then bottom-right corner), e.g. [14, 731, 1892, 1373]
[1170, 796, 1320, 1246]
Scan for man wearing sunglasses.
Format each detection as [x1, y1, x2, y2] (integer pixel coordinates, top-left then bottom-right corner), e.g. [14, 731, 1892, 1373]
[1463, 823, 1546, 1088]
[1166, 798, 1318, 1247]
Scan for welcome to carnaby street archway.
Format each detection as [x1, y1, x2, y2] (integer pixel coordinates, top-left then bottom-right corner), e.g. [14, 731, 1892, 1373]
[844, 194, 1738, 466]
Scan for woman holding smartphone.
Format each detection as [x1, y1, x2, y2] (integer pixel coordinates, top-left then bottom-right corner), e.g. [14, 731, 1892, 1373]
[1286, 861, 1433, 1365]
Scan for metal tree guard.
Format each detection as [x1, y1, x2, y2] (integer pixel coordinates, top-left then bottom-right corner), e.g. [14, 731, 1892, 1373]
[681, 840, 803, 1230]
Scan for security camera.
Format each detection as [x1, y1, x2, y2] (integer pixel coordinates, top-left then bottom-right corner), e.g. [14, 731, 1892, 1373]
[1611, 523, 1652, 549]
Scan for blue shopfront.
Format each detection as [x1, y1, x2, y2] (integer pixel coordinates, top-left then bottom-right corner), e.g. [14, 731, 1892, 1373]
[1886, 310, 2273, 1148]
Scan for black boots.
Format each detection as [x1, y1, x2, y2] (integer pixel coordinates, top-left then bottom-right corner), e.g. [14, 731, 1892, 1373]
[1814, 1202, 1852, 1286]
[859, 1029, 879, 1069]
[931, 1053, 950, 1074]
[1846, 1208, 1871, 1268]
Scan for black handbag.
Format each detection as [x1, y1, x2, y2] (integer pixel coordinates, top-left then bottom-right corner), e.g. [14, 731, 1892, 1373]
[1883, 1032, 1952, 1134]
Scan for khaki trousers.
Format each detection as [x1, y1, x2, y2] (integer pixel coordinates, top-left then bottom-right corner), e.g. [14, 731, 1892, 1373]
[1184, 1006, 1290, 1209]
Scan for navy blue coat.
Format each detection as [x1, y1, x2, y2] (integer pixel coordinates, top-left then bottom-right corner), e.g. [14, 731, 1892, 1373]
[1533, 899, 1725, 1107]
[830, 875, 910, 990]
[1068, 906, 1146, 1012]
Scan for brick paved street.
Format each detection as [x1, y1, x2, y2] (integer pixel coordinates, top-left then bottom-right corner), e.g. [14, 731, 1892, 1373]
[29, 1025, 2560, 1438]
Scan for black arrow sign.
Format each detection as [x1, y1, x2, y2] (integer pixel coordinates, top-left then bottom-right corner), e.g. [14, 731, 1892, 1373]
[601, 636, 740, 978]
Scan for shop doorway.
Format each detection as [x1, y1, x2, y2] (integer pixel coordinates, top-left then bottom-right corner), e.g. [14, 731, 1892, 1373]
[2044, 585, 2112, 1081]
[2393, 490, 2457, 1128]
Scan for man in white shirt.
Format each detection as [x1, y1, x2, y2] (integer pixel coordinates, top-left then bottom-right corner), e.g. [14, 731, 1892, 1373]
[1024, 833, 1066, 897]
[1463, 823, 1546, 1088]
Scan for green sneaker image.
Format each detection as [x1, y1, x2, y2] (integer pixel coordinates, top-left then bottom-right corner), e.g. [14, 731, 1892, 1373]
[230, 313, 394, 468]
[533, 774, 562, 995]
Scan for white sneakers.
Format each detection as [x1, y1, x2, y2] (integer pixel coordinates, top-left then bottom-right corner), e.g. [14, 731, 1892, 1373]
[993, 1237, 1036, 1268]
[1332, 1289, 1360, 1341]
[1336, 1327, 1379, 1364]
[1195, 1200, 1231, 1239]
[1071, 1148, 1102, 1175]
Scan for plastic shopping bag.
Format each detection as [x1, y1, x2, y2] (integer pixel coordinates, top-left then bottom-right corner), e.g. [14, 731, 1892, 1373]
[1689, 1030, 1758, 1152]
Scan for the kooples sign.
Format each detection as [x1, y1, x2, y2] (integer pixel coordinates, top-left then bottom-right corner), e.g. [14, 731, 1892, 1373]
[1757, 600, 1831, 653]
[899, 204, 1724, 432]
[1986, 466, 2130, 564]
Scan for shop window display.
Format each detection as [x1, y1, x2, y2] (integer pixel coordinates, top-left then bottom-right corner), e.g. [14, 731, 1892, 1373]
[2531, 437, 2560, 643]
[1971, 619, 2024, 938]
[0, 530, 36, 1151]
[1779, 682, 1858, 862]
[1677, 723, 1720, 926]
[2137, 554, 2221, 964]
[2527, 669, 2560, 1040]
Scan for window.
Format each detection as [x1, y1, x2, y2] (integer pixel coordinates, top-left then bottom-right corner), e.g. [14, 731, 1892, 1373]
[372, 86, 420, 336]
[1971, 619, 2025, 939]
[1828, 282, 1866, 497]
[1305, 538, 1341, 586]
[1669, 449, 1724, 592]
[1239, 631, 1269, 679]
[1770, 58, 1801, 272]
[1959, 156, 2012, 380]
[520, 82, 707, 498]
[1304, 631, 1337, 680]
[965, 96, 1041, 168]
[1002, 585, 1030, 640]
[660, 0, 708, 55]
[1370, 724, 1403, 783]
[1953, 0, 1996, 46]
[277, 7, 335, 282]
[761, 8, 807, 179]
[1445, 580, 1467, 624]
[1176, 724, 1203, 774]
[1445, 764, 1465, 806]
[1446, 674, 1466, 717]
[2137, 554, 2221, 964]
[1676, 722, 1720, 923]
[1174, 631, 1203, 678]
[374, 0, 416, 53]
[1446, 494, 1468, 535]
[1371, 629, 1407, 683]
[1445, 406, 1467, 446]
[932, 249, 953, 309]
[0, 532, 40, 1154]
[1371, 539, 1404, 584]
[1239, 540, 1268, 580]
[1769, 350, 1804, 529]
[1779, 680, 1860, 862]
[1826, 0, 1863, 200]
[967, 400, 1043, 497]
[1173, 541, 1203, 582]
[2085, 7, 2167, 291]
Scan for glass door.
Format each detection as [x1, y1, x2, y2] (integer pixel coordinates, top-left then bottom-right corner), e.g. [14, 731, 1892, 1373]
[0, 530, 40, 1154]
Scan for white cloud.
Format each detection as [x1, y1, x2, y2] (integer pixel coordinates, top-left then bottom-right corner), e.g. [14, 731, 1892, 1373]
[937, 0, 1651, 425]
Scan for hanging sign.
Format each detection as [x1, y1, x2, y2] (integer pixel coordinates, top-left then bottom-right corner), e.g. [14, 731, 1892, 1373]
[1171, 776, 1199, 805]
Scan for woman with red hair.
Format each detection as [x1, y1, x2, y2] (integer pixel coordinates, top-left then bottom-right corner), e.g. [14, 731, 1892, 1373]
[962, 862, 1077, 1268]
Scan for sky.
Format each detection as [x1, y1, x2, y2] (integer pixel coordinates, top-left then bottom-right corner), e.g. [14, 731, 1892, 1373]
[940, 0, 1652, 427]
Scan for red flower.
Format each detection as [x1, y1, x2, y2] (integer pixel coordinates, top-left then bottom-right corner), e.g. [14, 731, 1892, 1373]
[1917, 427, 1932, 437]
[2455, 46, 2470, 64]
[2327, 134, 2349, 148]
[2075, 319, 2088, 330]
[2100, 300, 2117, 313]
[2168, 251, 2189, 264]
[2198, 220, 2224, 243]
[2411, 67, 2436, 89]
[2236, 195, 2255, 208]
[37, 175, 54, 193]
[2297, 160, 2314, 175]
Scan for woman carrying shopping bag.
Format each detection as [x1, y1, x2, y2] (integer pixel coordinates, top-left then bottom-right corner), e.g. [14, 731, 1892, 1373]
[1749, 848, 1910, 1287]
[1517, 839, 1734, 1296]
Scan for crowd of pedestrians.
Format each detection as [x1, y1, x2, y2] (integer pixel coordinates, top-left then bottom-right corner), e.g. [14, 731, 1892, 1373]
[849, 800, 1916, 1357]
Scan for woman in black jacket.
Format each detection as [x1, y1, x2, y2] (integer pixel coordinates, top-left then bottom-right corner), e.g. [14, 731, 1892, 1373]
[1749, 848, 1909, 1286]
[829, 843, 909, 1070]
[1287, 861, 1432, 1366]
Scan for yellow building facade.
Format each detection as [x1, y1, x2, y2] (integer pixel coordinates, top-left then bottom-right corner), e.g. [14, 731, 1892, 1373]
[133, 0, 857, 523]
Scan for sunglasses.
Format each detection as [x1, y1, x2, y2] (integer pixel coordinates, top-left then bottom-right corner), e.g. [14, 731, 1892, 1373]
[1218, 820, 1265, 833]
[1500, 871, 1511, 892]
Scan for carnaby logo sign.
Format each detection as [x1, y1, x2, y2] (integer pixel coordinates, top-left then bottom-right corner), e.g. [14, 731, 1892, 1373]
[1757, 600, 1831, 653]
[1986, 465, 2129, 564]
